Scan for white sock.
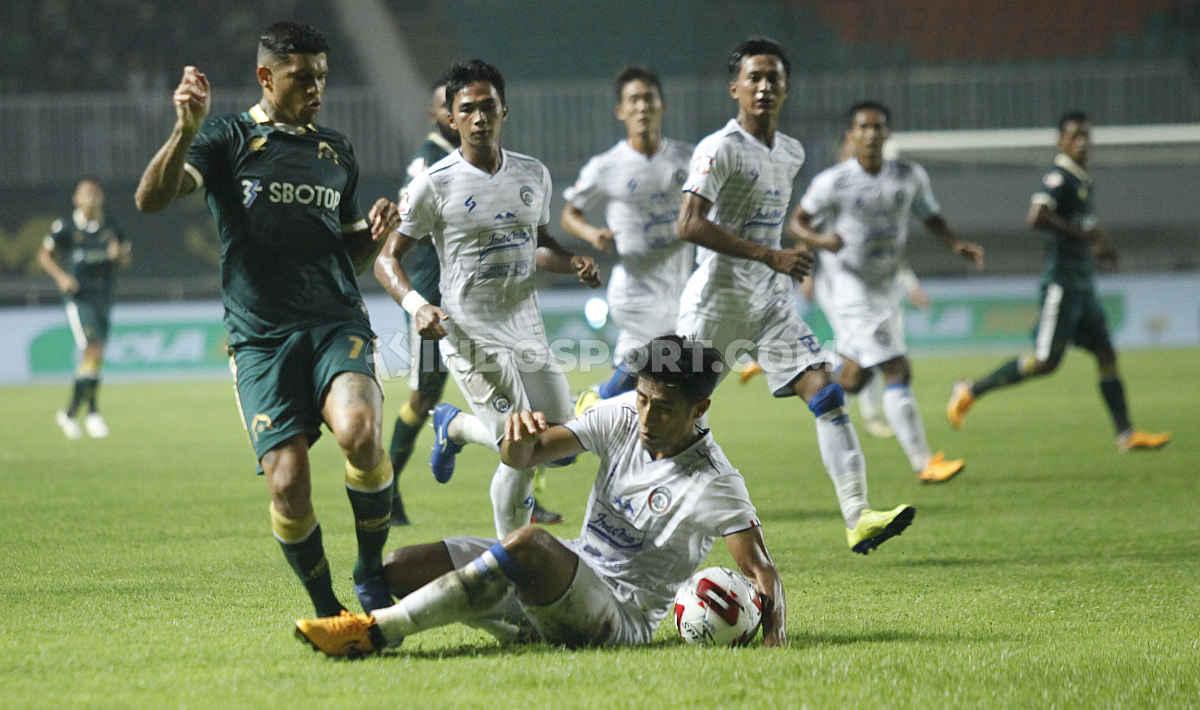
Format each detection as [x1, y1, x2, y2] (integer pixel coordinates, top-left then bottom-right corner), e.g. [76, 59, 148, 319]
[490, 463, 535, 537]
[882, 384, 931, 472]
[858, 370, 886, 424]
[373, 550, 512, 645]
[814, 408, 869, 528]
[448, 412, 499, 451]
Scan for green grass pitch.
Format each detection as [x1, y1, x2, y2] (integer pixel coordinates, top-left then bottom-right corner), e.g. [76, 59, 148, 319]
[1, 349, 1197, 707]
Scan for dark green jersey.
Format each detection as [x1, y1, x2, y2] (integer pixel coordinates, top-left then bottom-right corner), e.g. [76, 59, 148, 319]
[185, 105, 370, 345]
[399, 131, 455, 303]
[1031, 153, 1096, 290]
[44, 211, 126, 301]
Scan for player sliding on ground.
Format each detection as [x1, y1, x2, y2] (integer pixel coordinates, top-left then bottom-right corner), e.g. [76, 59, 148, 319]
[675, 38, 914, 553]
[135, 22, 401, 617]
[374, 59, 600, 538]
[947, 111, 1170, 453]
[294, 336, 785, 655]
[791, 101, 984, 483]
[561, 66, 694, 408]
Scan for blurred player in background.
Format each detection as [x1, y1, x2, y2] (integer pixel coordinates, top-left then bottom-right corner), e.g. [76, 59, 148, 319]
[135, 21, 401, 617]
[374, 60, 599, 539]
[385, 77, 457, 526]
[38, 177, 132, 439]
[561, 66, 694, 407]
[294, 336, 785, 656]
[947, 111, 1171, 452]
[676, 39, 914, 554]
[791, 101, 984, 483]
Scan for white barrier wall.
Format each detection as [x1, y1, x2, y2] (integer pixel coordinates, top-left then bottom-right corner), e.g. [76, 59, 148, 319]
[0, 273, 1196, 384]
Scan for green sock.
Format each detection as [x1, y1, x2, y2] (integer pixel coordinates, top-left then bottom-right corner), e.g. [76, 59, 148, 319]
[86, 377, 101, 413]
[388, 415, 422, 482]
[66, 378, 87, 417]
[278, 525, 343, 617]
[346, 486, 392, 583]
[971, 358, 1024, 398]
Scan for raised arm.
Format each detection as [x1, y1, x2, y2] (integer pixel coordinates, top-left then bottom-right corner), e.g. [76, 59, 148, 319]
[499, 410, 586, 470]
[135, 66, 210, 212]
[676, 192, 811, 280]
[535, 225, 601, 287]
[924, 215, 984, 270]
[724, 526, 786, 647]
[560, 204, 614, 253]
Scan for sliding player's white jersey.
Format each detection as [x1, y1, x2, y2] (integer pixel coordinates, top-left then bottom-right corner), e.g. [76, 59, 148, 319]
[799, 158, 940, 295]
[679, 119, 806, 317]
[399, 148, 552, 347]
[563, 139, 695, 313]
[564, 392, 760, 633]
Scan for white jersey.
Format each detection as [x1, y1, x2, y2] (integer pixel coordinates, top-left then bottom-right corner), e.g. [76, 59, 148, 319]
[563, 139, 695, 310]
[564, 392, 760, 632]
[800, 158, 940, 297]
[399, 148, 552, 346]
[680, 119, 806, 317]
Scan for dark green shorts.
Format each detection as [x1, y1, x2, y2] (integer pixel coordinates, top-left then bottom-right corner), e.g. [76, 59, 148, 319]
[66, 296, 112, 347]
[1031, 282, 1113, 362]
[231, 321, 380, 462]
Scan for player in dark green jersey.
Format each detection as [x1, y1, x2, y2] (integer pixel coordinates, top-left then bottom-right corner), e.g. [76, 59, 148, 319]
[38, 177, 132, 440]
[134, 22, 403, 617]
[385, 78, 457, 526]
[948, 111, 1170, 452]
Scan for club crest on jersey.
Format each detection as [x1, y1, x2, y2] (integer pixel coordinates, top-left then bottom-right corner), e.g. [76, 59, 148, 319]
[626, 178, 638, 193]
[648, 486, 672, 514]
[1043, 172, 1064, 189]
[519, 185, 534, 207]
[316, 141, 340, 165]
[491, 394, 512, 413]
[673, 168, 687, 185]
[249, 136, 268, 153]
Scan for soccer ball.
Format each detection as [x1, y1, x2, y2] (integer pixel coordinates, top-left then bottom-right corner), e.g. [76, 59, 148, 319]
[672, 566, 762, 646]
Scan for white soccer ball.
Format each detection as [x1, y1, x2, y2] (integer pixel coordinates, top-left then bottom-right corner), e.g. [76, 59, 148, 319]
[672, 566, 762, 646]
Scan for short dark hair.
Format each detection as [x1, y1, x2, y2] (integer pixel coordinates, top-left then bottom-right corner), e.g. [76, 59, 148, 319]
[847, 100, 891, 126]
[258, 21, 329, 64]
[444, 59, 506, 110]
[727, 37, 790, 78]
[1058, 110, 1089, 133]
[614, 65, 662, 102]
[628, 335, 724, 403]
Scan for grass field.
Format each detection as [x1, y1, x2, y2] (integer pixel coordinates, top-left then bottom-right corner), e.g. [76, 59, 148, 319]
[1, 348, 1197, 708]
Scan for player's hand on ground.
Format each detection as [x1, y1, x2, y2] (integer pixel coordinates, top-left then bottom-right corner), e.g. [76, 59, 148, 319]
[56, 274, 80, 296]
[571, 255, 602, 288]
[764, 246, 813, 280]
[954, 240, 985, 270]
[414, 303, 449, 339]
[588, 227, 615, 253]
[173, 66, 210, 134]
[368, 197, 400, 241]
[504, 410, 549, 443]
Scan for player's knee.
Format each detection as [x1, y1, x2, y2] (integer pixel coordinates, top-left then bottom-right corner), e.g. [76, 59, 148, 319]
[881, 357, 911, 385]
[330, 406, 380, 462]
[793, 364, 832, 400]
[837, 368, 867, 395]
[263, 440, 312, 510]
[410, 390, 439, 417]
[501, 524, 555, 565]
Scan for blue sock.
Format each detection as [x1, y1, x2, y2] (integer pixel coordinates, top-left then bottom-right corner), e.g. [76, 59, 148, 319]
[598, 364, 637, 399]
[807, 383, 846, 417]
[486, 542, 526, 583]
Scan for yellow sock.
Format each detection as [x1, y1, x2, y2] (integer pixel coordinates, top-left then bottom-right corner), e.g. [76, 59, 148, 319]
[398, 402, 423, 427]
[270, 503, 318, 544]
[345, 457, 394, 493]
